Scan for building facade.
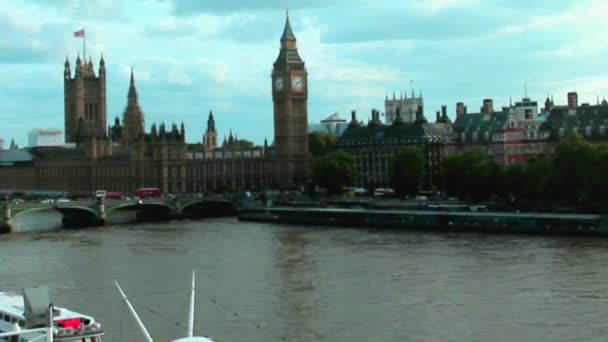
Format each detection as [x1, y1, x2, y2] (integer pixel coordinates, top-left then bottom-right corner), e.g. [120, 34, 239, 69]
[384, 90, 424, 124]
[0, 14, 309, 195]
[338, 107, 449, 190]
[28, 129, 64, 147]
[64, 55, 107, 143]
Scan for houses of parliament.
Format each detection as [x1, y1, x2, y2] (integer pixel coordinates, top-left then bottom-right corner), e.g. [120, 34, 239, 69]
[0, 15, 310, 194]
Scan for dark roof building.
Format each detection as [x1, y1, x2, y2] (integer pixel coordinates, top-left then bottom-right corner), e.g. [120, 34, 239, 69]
[338, 108, 449, 190]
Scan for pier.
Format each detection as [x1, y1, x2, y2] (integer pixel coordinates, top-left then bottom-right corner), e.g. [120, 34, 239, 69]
[238, 207, 608, 235]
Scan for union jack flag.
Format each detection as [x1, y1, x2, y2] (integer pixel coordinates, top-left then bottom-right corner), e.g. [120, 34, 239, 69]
[73, 29, 85, 38]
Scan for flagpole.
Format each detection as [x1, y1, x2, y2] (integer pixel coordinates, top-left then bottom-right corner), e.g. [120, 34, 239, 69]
[83, 27, 86, 60]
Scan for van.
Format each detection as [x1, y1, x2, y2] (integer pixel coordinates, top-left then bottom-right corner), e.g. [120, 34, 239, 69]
[95, 190, 106, 198]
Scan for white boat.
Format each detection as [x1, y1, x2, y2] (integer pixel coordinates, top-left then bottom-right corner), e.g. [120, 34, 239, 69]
[0, 287, 104, 342]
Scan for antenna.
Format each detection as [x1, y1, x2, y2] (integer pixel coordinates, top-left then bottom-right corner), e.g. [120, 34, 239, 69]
[187, 270, 196, 338]
[525, 83, 528, 98]
[114, 281, 154, 342]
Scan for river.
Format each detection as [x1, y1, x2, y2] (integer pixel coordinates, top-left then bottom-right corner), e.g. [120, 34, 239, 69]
[1, 216, 608, 341]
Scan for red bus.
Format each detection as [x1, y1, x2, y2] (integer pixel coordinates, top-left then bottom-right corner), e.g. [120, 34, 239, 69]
[135, 187, 162, 199]
[105, 192, 124, 200]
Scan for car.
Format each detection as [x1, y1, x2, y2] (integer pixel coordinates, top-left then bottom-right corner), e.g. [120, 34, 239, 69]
[56, 198, 71, 203]
[40, 199, 54, 204]
[11, 199, 25, 205]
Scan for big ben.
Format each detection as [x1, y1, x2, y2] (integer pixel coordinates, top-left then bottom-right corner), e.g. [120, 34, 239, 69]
[272, 12, 310, 188]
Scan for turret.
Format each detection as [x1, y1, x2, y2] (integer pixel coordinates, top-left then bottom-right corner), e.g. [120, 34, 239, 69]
[75, 54, 82, 76]
[180, 122, 185, 141]
[64, 56, 71, 79]
[99, 54, 106, 77]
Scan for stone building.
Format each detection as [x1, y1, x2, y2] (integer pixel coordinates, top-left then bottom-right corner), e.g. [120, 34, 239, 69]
[64, 55, 107, 144]
[0, 13, 308, 195]
[271, 12, 310, 188]
[384, 90, 424, 124]
[338, 106, 449, 190]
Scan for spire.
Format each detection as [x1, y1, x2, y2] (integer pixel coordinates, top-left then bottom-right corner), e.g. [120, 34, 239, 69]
[64, 55, 70, 68]
[281, 10, 296, 42]
[127, 68, 139, 106]
[411, 89, 415, 98]
[207, 110, 215, 132]
[100, 53, 105, 66]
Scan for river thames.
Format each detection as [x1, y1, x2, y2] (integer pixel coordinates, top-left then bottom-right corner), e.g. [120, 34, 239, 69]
[2, 216, 608, 341]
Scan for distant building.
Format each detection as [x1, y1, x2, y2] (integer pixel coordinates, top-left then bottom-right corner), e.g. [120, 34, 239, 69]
[308, 112, 350, 137]
[28, 129, 64, 147]
[384, 90, 424, 124]
[338, 107, 449, 189]
[447, 97, 552, 166]
[541, 98, 608, 143]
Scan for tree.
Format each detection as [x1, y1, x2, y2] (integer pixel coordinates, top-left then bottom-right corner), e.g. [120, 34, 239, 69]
[236, 139, 254, 149]
[308, 132, 336, 157]
[389, 146, 424, 197]
[311, 150, 355, 195]
[441, 149, 500, 201]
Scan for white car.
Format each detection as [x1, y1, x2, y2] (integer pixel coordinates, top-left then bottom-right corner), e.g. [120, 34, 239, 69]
[56, 198, 71, 203]
[40, 199, 54, 204]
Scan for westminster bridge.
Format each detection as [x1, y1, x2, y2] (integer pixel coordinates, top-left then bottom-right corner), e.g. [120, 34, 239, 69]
[0, 195, 238, 233]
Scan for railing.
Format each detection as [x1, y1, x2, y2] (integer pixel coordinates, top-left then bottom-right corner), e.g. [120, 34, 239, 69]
[0, 327, 53, 342]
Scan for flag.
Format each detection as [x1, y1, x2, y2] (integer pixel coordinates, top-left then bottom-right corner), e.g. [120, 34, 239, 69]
[73, 29, 85, 38]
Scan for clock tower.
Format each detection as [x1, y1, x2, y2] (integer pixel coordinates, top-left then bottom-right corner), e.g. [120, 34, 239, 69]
[272, 12, 310, 188]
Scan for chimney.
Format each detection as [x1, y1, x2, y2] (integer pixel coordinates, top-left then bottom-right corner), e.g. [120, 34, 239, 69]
[482, 98, 494, 114]
[351, 110, 356, 122]
[567, 92, 578, 108]
[441, 105, 447, 118]
[436, 111, 441, 123]
[456, 102, 465, 117]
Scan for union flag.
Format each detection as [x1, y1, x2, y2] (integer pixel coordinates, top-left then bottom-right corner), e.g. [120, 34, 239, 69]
[73, 29, 85, 38]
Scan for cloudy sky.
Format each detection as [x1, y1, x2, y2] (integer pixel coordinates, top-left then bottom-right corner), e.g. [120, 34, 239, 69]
[2, 0, 608, 147]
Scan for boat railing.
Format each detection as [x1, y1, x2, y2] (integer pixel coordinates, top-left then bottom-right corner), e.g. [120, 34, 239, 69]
[0, 327, 54, 342]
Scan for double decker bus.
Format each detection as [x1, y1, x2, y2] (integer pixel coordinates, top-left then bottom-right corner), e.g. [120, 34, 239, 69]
[135, 187, 162, 199]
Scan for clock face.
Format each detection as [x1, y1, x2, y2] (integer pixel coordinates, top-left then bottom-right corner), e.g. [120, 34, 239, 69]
[274, 77, 284, 91]
[291, 75, 305, 93]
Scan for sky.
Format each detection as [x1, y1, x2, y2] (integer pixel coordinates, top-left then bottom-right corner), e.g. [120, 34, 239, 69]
[2, 0, 608, 147]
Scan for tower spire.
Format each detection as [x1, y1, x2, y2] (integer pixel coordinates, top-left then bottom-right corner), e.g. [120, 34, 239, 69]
[281, 10, 296, 42]
[128, 68, 139, 106]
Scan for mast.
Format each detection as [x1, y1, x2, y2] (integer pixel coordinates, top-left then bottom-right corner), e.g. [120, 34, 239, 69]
[114, 281, 154, 342]
[187, 270, 196, 337]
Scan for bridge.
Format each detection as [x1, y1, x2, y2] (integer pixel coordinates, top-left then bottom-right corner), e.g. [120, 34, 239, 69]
[0, 195, 239, 233]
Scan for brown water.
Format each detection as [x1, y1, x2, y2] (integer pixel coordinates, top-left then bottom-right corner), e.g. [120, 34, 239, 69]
[2, 217, 608, 341]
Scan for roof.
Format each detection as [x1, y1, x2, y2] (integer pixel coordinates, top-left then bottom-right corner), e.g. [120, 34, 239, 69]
[0, 149, 33, 165]
[338, 121, 448, 147]
[541, 104, 608, 139]
[452, 111, 511, 142]
[0, 290, 97, 322]
[281, 13, 296, 41]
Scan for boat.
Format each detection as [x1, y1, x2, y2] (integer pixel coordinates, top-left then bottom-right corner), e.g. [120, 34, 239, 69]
[115, 270, 216, 342]
[0, 287, 104, 341]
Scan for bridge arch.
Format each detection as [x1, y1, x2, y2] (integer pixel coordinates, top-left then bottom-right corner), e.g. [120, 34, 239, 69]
[179, 199, 237, 218]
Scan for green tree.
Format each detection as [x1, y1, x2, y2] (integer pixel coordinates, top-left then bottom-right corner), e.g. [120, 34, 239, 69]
[389, 146, 425, 197]
[236, 139, 254, 149]
[308, 132, 336, 157]
[311, 150, 355, 195]
[441, 149, 500, 201]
